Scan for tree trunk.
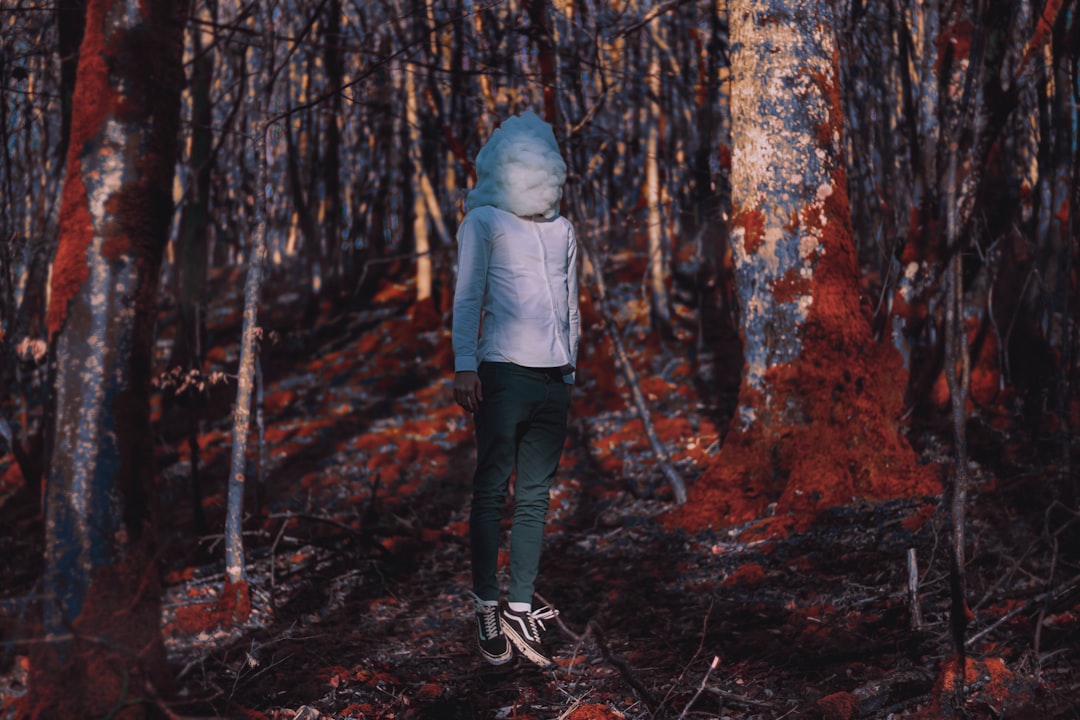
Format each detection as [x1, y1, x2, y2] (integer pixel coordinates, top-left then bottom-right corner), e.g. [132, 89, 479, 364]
[406, 59, 433, 307]
[224, 2, 276, 609]
[170, 0, 216, 537]
[0, 0, 86, 518]
[887, 0, 941, 373]
[645, 41, 672, 337]
[683, 0, 938, 528]
[285, 105, 322, 324]
[32, 0, 187, 715]
[0, 247, 51, 508]
[322, 0, 344, 288]
[56, 0, 88, 164]
[528, 0, 558, 123]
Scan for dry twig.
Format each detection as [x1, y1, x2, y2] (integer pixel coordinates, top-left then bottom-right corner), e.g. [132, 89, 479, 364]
[704, 686, 776, 710]
[587, 619, 661, 715]
[676, 656, 719, 720]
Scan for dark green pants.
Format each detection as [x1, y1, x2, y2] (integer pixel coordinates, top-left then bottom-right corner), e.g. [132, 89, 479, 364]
[470, 362, 570, 604]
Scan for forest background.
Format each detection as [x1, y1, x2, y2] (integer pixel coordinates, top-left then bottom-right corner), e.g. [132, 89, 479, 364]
[0, 0, 1078, 718]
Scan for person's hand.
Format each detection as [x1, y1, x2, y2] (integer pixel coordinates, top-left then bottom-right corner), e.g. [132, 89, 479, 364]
[454, 371, 483, 412]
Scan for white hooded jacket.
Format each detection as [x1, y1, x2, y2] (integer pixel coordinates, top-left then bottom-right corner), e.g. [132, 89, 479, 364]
[452, 112, 579, 382]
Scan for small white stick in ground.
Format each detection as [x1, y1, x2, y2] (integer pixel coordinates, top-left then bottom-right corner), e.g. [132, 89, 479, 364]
[907, 547, 924, 630]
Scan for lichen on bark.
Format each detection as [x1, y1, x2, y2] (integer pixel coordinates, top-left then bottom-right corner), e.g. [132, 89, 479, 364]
[32, 0, 187, 715]
[728, 0, 838, 426]
[669, 0, 940, 533]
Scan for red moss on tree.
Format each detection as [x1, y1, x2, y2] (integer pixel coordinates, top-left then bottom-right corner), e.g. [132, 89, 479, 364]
[668, 57, 940, 535]
[930, 316, 1002, 410]
[27, 548, 169, 719]
[735, 207, 765, 257]
[669, 162, 941, 533]
[770, 267, 813, 305]
[171, 579, 252, 635]
[46, 0, 118, 339]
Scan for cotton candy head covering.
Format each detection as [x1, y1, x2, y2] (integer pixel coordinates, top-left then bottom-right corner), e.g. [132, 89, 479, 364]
[467, 111, 567, 219]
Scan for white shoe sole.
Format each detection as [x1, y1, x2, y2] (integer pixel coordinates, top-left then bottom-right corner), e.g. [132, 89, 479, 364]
[501, 620, 555, 668]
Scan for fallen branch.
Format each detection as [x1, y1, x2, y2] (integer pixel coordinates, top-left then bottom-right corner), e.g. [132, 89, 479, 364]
[578, 240, 688, 504]
[823, 668, 936, 717]
[604, 311, 688, 505]
[855, 669, 936, 713]
[266, 511, 364, 537]
[705, 686, 775, 710]
[586, 620, 661, 715]
[966, 568, 1080, 648]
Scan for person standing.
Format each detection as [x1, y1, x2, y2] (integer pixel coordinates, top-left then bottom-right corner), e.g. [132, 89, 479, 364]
[452, 111, 579, 668]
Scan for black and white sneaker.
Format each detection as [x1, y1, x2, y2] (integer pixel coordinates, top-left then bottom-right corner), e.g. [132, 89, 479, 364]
[471, 593, 513, 665]
[500, 603, 559, 669]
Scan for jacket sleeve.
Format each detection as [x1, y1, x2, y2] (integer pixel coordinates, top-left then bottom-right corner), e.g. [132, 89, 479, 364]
[564, 221, 580, 384]
[452, 211, 488, 373]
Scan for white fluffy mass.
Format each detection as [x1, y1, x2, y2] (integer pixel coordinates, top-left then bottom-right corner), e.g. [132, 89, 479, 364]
[467, 111, 567, 219]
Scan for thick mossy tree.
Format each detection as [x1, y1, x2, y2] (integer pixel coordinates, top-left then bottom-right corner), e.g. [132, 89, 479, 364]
[682, 0, 940, 530]
[29, 0, 188, 716]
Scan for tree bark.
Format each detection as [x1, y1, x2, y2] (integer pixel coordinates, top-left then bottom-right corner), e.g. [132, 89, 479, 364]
[406, 58, 433, 306]
[170, 0, 216, 537]
[528, 0, 558, 124]
[645, 41, 673, 337]
[285, 100, 322, 324]
[322, 0, 344, 286]
[32, 0, 187, 715]
[225, 2, 276, 605]
[56, 0, 88, 164]
[682, 0, 937, 527]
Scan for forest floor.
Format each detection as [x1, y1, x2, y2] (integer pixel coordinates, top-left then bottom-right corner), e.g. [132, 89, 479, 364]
[2, 260, 1079, 720]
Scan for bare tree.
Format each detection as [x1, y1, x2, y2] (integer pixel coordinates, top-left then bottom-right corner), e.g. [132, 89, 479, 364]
[169, 0, 218, 537]
[224, 0, 277, 611]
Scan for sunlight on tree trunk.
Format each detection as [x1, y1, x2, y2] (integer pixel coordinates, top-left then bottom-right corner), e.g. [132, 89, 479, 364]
[646, 42, 672, 336]
[32, 0, 186, 714]
[887, 0, 941, 370]
[225, 2, 275, 608]
[678, 0, 939, 530]
[406, 62, 432, 305]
